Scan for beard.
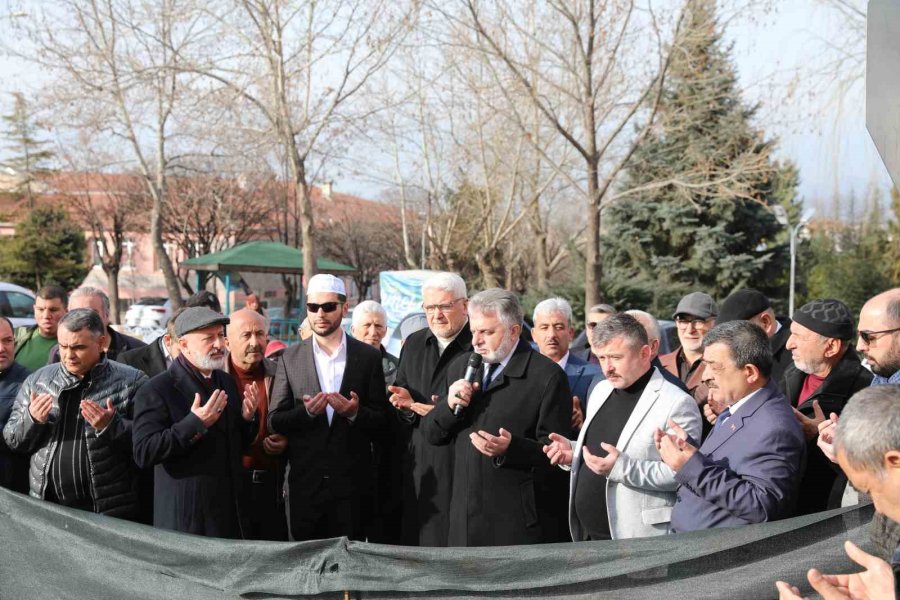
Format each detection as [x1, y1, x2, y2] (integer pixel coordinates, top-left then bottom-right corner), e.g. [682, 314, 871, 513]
[189, 347, 227, 371]
[481, 329, 517, 363]
[793, 355, 827, 376]
[869, 345, 900, 378]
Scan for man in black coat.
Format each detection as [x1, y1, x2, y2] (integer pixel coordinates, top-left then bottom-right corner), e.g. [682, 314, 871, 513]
[132, 307, 258, 538]
[718, 289, 793, 392]
[783, 299, 873, 514]
[0, 316, 31, 492]
[116, 315, 179, 378]
[268, 274, 388, 542]
[422, 288, 570, 547]
[387, 272, 472, 546]
[48, 287, 146, 363]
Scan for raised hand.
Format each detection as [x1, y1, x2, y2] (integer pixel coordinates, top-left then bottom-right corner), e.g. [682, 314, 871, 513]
[303, 392, 328, 416]
[28, 391, 54, 424]
[470, 428, 512, 457]
[793, 400, 827, 441]
[242, 382, 260, 422]
[80, 398, 116, 431]
[543, 432, 575, 466]
[327, 391, 359, 418]
[571, 396, 584, 431]
[191, 389, 228, 428]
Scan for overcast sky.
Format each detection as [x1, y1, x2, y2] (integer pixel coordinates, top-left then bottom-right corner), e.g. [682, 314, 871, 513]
[0, 0, 892, 220]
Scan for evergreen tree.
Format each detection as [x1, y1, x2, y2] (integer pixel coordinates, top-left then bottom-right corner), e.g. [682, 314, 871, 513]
[0, 206, 87, 290]
[600, 0, 798, 315]
[1, 92, 55, 207]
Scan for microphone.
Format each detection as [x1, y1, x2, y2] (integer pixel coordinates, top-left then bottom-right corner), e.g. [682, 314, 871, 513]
[454, 353, 483, 416]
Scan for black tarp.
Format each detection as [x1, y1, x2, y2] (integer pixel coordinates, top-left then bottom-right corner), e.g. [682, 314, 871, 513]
[0, 487, 876, 599]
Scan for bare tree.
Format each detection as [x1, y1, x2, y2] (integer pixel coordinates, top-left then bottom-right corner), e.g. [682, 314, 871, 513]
[9, 0, 222, 308]
[56, 163, 148, 324]
[428, 0, 688, 309]
[162, 172, 280, 293]
[184, 0, 418, 288]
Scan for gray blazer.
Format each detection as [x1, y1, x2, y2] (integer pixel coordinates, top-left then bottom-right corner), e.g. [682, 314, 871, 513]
[566, 367, 701, 540]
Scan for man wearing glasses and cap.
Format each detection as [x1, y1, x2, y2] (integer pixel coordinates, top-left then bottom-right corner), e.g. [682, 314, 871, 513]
[660, 293, 717, 434]
[132, 307, 259, 538]
[268, 274, 388, 542]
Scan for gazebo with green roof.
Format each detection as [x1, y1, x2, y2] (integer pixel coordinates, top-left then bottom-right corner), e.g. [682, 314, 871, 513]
[180, 240, 354, 314]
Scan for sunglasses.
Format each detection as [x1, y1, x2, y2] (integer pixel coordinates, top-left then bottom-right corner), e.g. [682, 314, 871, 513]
[858, 327, 900, 345]
[306, 302, 341, 314]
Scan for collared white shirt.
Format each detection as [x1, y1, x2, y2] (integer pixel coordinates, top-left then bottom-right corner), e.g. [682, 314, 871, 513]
[159, 336, 173, 368]
[312, 331, 348, 424]
[726, 386, 766, 420]
[555, 351, 570, 372]
[484, 342, 517, 387]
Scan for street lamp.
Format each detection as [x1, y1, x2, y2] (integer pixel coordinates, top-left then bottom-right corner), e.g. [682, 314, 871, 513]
[773, 206, 815, 318]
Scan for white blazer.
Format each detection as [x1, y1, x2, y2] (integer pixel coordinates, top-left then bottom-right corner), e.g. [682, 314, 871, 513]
[567, 367, 701, 540]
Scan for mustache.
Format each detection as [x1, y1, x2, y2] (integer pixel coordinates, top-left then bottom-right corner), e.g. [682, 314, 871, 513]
[245, 345, 263, 353]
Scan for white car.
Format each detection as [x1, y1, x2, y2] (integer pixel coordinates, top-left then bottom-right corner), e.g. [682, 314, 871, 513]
[0, 282, 36, 328]
[124, 297, 173, 339]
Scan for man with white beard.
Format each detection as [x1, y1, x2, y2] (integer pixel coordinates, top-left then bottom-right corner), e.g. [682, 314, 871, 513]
[133, 307, 259, 538]
[422, 288, 570, 546]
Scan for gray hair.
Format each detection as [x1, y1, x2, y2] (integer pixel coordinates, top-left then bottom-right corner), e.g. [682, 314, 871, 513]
[70, 286, 111, 319]
[625, 309, 661, 343]
[701, 321, 773, 378]
[469, 288, 523, 329]
[422, 272, 467, 299]
[588, 303, 617, 316]
[835, 385, 900, 475]
[591, 313, 649, 350]
[59, 308, 105, 338]
[533, 297, 573, 326]
[352, 300, 387, 326]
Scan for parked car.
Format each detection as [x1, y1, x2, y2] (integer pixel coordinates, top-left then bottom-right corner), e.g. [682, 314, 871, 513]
[0, 282, 36, 328]
[124, 297, 174, 340]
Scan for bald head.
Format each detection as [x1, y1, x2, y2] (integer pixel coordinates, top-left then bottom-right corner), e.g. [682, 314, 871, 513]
[625, 309, 662, 359]
[858, 288, 900, 378]
[227, 308, 269, 370]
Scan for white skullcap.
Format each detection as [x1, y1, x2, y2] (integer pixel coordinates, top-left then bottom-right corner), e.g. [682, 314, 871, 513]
[307, 274, 346, 296]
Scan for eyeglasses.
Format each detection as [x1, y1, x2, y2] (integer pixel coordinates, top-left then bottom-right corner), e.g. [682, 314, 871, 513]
[422, 298, 464, 314]
[307, 302, 341, 314]
[858, 327, 900, 345]
[675, 316, 710, 328]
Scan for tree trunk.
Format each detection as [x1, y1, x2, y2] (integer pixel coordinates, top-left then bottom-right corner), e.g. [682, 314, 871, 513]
[584, 156, 603, 311]
[107, 266, 121, 324]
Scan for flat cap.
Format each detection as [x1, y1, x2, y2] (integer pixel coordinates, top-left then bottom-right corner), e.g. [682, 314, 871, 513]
[717, 289, 771, 324]
[174, 307, 229, 337]
[672, 292, 718, 320]
[793, 299, 854, 340]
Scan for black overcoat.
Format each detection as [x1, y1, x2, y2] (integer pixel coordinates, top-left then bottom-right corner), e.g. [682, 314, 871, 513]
[422, 338, 571, 547]
[393, 326, 472, 546]
[132, 358, 255, 538]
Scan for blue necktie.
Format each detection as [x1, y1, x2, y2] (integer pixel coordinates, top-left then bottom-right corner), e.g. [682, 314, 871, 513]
[483, 363, 499, 389]
[714, 407, 732, 431]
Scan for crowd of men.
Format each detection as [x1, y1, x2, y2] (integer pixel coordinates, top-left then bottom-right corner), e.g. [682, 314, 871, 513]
[2, 276, 900, 596]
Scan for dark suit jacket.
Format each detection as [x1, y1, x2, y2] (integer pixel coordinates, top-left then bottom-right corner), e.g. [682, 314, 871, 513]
[770, 318, 793, 392]
[116, 337, 168, 378]
[422, 339, 571, 546]
[565, 353, 600, 415]
[394, 325, 473, 546]
[0, 362, 30, 492]
[267, 335, 388, 539]
[132, 358, 256, 538]
[784, 349, 872, 514]
[670, 382, 806, 532]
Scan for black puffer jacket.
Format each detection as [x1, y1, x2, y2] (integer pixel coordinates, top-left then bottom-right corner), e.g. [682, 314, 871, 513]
[2, 357, 147, 518]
